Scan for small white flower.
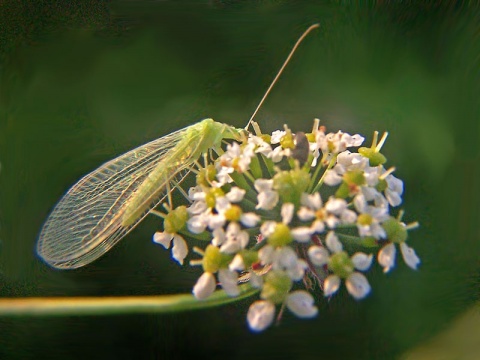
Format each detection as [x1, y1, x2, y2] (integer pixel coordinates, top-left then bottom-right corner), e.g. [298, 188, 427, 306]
[378, 241, 420, 273]
[153, 232, 188, 265]
[270, 130, 286, 144]
[317, 232, 372, 300]
[354, 194, 389, 239]
[187, 210, 210, 234]
[220, 222, 250, 254]
[248, 134, 272, 156]
[260, 246, 306, 281]
[218, 142, 254, 173]
[267, 146, 291, 163]
[247, 300, 276, 332]
[193, 272, 216, 300]
[317, 131, 364, 154]
[286, 291, 318, 318]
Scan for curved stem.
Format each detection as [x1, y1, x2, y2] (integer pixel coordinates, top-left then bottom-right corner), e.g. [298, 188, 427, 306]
[0, 285, 259, 317]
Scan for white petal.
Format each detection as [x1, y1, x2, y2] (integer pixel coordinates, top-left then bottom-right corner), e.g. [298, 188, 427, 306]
[187, 215, 207, 234]
[240, 212, 261, 227]
[153, 232, 173, 249]
[258, 245, 274, 264]
[218, 269, 240, 297]
[260, 221, 276, 238]
[215, 196, 231, 213]
[353, 193, 367, 213]
[311, 220, 326, 233]
[291, 227, 313, 242]
[286, 291, 318, 318]
[341, 209, 357, 224]
[323, 275, 341, 297]
[308, 245, 329, 266]
[287, 259, 307, 281]
[281, 203, 294, 224]
[324, 170, 343, 186]
[172, 235, 188, 265]
[277, 246, 298, 269]
[325, 231, 343, 253]
[350, 134, 365, 146]
[247, 300, 276, 332]
[400, 242, 421, 270]
[226, 187, 246, 202]
[346, 272, 371, 300]
[297, 207, 315, 221]
[208, 214, 226, 230]
[351, 252, 373, 271]
[229, 254, 245, 271]
[188, 200, 208, 214]
[249, 272, 264, 288]
[325, 197, 348, 215]
[361, 185, 378, 200]
[308, 192, 323, 209]
[211, 228, 226, 247]
[254, 178, 274, 192]
[385, 188, 402, 207]
[270, 130, 286, 144]
[192, 272, 216, 300]
[256, 190, 279, 210]
[325, 215, 340, 229]
[378, 243, 396, 273]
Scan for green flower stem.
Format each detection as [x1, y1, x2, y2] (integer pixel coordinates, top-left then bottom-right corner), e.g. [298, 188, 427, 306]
[0, 284, 259, 317]
[180, 229, 212, 241]
[259, 154, 275, 178]
[311, 156, 337, 193]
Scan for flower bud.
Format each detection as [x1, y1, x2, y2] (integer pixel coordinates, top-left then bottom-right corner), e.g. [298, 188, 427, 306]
[382, 217, 408, 243]
[328, 251, 354, 279]
[261, 270, 293, 304]
[164, 206, 188, 234]
[273, 169, 310, 206]
[202, 245, 233, 273]
[358, 147, 387, 166]
[267, 223, 293, 247]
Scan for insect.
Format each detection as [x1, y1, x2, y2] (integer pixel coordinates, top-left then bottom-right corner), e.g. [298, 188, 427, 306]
[37, 24, 320, 269]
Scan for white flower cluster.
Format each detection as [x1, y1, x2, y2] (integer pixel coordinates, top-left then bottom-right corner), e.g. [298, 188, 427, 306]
[153, 120, 420, 332]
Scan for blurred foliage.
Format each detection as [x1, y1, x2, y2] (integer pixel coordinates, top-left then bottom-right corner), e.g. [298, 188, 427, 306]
[0, 1, 479, 359]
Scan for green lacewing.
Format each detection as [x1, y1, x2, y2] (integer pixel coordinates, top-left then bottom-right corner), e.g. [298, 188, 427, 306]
[37, 24, 320, 269]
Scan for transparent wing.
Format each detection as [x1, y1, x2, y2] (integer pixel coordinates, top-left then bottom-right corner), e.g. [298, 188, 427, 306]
[37, 126, 195, 269]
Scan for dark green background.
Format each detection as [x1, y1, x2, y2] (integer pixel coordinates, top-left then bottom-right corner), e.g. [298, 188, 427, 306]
[0, 1, 479, 359]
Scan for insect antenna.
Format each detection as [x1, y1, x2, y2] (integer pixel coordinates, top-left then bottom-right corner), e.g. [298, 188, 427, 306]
[245, 23, 320, 130]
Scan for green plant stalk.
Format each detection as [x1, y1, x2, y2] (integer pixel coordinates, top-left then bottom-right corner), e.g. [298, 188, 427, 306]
[0, 284, 259, 317]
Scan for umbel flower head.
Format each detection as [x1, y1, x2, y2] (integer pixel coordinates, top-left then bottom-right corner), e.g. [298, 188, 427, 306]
[152, 119, 420, 332]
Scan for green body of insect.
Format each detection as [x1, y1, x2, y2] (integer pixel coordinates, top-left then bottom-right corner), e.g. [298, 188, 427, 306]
[122, 119, 243, 226]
